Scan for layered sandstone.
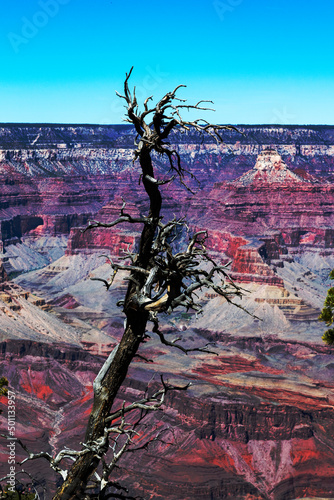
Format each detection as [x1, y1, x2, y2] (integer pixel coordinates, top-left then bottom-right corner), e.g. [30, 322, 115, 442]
[0, 125, 334, 499]
[65, 227, 137, 257]
[230, 240, 284, 287]
[232, 149, 316, 187]
[2, 335, 334, 499]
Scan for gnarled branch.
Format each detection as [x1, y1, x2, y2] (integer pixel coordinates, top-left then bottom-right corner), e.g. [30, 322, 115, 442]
[83, 198, 150, 233]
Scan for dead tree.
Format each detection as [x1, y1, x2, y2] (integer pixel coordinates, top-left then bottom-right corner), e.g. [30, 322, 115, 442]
[2, 377, 187, 499]
[31, 68, 242, 499]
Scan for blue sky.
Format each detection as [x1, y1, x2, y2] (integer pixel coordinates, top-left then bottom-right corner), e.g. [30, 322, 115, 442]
[0, 0, 333, 124]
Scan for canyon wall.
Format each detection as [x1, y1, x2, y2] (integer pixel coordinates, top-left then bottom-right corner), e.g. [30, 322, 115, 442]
[0, 125, 334, 499]
[2, 334, 334, 499]
[1, 125, 334, 285]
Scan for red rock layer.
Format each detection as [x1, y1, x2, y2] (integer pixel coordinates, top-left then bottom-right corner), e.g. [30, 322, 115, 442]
[231, 243, 284, 287]
[199, 229, 248, 258]
[2, 337, 334, 500]
[195, 228, 286, 287]
[65, 226, 137, 257]
[208, 182, 334, 244]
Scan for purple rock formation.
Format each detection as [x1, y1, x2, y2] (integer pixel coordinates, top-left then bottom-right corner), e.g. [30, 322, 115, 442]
[0, 124, 334, 499]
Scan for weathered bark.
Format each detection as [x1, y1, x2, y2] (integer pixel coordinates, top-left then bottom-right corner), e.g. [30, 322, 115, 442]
[53, 314, 148, 498]
[53, 143, 162, 500]
[52, 68, 240, 499]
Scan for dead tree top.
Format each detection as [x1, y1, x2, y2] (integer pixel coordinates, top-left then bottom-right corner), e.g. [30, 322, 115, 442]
[116, 66, 239, 181]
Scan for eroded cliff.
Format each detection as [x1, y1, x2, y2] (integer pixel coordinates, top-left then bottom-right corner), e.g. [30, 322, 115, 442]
[1, 125, 334, 499]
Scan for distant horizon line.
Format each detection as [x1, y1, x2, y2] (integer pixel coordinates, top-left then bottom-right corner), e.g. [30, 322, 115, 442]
[0, 122, 333, 128]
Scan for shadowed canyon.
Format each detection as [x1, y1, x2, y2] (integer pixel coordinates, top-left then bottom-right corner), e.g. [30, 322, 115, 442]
[1, 124, 334, 499]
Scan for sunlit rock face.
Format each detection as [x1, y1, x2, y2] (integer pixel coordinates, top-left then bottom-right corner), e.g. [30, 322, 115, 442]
[208, 153, 334, 238]
[232, 148, 317, 187]
[230, 240, 285, 287]
[194, 148, 334, 287]
[65, 227, 137, 257]
[1, 125, 334, 499]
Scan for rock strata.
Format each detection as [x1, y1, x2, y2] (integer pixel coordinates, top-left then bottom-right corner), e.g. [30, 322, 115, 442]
[0, 125, 334, 499]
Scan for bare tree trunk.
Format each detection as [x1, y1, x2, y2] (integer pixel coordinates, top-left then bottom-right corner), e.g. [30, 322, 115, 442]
[53, 318, 146, 498]
[53, 150, 161, 499]
[52, 68, 241, 499]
